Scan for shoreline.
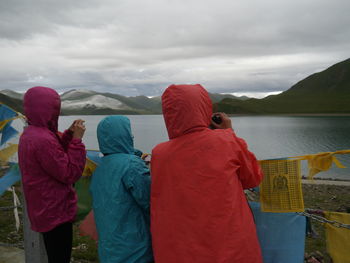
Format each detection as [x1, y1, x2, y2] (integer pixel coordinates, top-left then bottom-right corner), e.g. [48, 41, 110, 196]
[301, 179, 350, 186]
[59, 113, 350, 117]
[227, 113, 350, 117]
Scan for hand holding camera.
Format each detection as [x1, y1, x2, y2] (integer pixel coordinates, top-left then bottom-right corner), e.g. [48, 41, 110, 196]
[69, 119, 86, 139]
[210, 112, 232, 130]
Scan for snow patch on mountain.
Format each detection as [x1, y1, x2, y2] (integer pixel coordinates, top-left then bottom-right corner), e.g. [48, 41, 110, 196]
[60, 89, 97, 100]
[61, 95, 131, 110]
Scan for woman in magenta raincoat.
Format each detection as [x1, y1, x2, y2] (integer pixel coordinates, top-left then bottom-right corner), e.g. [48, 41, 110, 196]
[18, 86, 86, 263]
[151, 84, 264, 263]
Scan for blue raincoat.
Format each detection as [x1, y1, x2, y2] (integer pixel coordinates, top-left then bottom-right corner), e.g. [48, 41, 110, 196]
[90, 115, 153, 263]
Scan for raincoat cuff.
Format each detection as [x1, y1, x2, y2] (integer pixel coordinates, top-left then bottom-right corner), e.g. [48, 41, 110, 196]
[71, 138, 82, 144]
[64, 129, 74, 135]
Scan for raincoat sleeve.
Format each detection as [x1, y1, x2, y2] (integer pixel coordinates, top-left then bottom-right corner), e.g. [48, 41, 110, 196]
[122, 156, 151, 213]
[61, 129, 74, 151]
[35, 135, 86, 185]
[234, 134, 264, 189]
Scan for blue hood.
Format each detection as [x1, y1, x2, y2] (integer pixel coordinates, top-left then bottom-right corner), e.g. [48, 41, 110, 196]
[97, 115, 134, 155]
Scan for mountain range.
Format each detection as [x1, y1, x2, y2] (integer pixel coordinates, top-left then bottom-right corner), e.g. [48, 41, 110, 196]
[0, 88, 245, 115]
[1, 58, 349, 115]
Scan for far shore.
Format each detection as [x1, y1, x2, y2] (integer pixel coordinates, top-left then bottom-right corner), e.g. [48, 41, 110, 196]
[60, 113, 350, 117]
[227, 113, 350, 117]
[301, 179, 350, 186]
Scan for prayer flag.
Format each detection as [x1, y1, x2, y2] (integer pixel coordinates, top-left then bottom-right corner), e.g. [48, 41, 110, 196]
[0, 104, 17, 123]
[250, 202, 306, 263]
[259, 159, 304, 212]
[324, 211, 350, 263]
[79, 210, 98, 241]
[0, 163, 21, 196]
[0, 144, 18, 164]
[76, 151, 101, 221]
[1, 123, 18, 146]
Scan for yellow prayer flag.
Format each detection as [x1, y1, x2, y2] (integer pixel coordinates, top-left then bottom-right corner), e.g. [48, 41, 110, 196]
[82, 158, 97, 177]
[324, 211, 350, 263]
[295, 150, 350, 179]
[259, 159, 304, 212]
[0, 143, 18, 164]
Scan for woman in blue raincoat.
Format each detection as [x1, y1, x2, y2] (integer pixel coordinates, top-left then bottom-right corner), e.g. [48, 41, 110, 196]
[90, 115, 153, 263]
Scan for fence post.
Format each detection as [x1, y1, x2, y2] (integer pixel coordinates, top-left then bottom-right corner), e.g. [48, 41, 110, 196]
[21, 184, 48, 263]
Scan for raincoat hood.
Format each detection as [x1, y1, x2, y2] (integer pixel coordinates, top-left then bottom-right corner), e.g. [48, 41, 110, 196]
[97, 115, 134, 155]
[162, 84, 213, 139]
[24, 86, 61, 132]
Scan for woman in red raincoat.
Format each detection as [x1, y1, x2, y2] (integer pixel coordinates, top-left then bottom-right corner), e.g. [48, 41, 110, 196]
[151, 84, 264, 263]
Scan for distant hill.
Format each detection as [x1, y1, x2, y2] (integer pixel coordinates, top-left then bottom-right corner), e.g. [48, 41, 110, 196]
[208, 93, 249, 102]
[216, 58, 350, 114]
[0, 86, 252, 115]
[59, 90, 249, 115]
[0, 93, 23, 113]
[0, 89, 24, 100]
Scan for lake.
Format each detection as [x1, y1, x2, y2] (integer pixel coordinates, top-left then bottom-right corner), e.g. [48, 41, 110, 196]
[58, 115, 350, 180]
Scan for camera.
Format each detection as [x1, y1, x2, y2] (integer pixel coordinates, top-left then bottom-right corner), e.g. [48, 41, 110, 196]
[212, 115, 222, 124]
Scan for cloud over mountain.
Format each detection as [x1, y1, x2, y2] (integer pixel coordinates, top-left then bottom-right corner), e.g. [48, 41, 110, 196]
[1, 0, 349, 96]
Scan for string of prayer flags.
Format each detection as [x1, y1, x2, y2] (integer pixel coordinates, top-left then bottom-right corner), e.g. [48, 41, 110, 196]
[259, 159, 304, 213]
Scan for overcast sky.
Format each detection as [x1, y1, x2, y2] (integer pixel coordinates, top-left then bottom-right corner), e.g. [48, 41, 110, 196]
[1, 0, 349, 97]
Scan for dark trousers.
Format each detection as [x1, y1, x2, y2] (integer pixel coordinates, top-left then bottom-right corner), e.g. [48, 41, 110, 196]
[42, 222, 73, 263]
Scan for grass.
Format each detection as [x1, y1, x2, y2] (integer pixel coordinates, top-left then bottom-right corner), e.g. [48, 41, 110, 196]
[1, 182, 350, 262]
[0, 188, 23, 247]
[0, 184, 98, 263]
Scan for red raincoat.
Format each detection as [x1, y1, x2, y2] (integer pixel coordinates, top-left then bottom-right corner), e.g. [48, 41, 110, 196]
[18, 86, 86, 232]
[151, 84, 263, 263]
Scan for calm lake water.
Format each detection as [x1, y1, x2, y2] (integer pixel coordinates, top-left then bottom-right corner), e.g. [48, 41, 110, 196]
[58, 115, 350, 180]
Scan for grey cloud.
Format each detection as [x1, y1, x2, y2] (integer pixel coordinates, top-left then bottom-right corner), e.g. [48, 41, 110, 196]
[0, 0, 100, 40]
[0, 0, 349, 96]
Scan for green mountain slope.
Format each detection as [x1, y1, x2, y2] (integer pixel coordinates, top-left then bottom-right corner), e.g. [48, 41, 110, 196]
[209, 93, 249, 102]
[216, 58, 350, 114]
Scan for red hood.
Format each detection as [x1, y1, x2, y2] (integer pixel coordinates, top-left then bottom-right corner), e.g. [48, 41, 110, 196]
[24, 86, 61, 132]
[162, 84, 212, 139]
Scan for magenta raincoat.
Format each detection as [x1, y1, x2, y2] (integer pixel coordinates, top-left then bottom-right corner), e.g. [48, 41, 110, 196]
[18, 86, 86, 232]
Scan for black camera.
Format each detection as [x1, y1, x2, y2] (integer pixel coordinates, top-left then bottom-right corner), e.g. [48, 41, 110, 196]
[212, 115, 222, 124]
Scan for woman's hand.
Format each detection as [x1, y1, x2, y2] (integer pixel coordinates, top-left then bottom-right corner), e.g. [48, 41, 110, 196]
[69, 119, 86, 139]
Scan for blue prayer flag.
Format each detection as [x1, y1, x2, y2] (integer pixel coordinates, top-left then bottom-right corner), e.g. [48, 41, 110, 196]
[249, 202, 306, 263]
[0, 104, 17, 122]
[1, 122, 18, 145]
[86, 150, 102, 165]
[0, 163, 21, 196]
